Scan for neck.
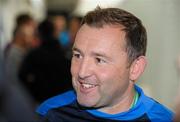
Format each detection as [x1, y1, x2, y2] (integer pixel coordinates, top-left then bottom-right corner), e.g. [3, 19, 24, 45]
[99, 82, 135, 114]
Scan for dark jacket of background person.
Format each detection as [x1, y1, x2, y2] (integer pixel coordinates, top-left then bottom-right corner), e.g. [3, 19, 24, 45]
[18, 19, 72, 103]
[0, 52, 37, 122]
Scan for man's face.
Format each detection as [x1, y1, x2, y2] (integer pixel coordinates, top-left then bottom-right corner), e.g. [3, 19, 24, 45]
[71, 24, 132, 110]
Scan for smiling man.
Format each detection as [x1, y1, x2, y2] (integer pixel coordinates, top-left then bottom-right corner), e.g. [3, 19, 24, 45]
[36, 7, 174, 122]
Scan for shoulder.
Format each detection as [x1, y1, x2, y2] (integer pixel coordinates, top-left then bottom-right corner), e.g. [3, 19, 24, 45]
[36, 90, 76, 116]
[146, 99, 174, 122]
[135, 85, 174, 121]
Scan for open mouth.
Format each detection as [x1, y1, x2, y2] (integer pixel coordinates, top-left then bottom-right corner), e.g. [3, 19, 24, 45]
[79, 82, 98, 93]
[81, 83, 96, 89]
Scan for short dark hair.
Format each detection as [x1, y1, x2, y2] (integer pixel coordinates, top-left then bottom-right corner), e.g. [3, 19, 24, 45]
[16, 13, 33, 26]
[38, 19, 55, 42]
[81, 7, 147, 64]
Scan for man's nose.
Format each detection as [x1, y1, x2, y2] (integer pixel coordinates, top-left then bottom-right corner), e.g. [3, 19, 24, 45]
[78, 58, 93, 79]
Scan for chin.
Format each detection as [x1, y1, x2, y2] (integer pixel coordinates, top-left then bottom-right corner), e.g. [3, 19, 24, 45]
[77, 97, 97, 108]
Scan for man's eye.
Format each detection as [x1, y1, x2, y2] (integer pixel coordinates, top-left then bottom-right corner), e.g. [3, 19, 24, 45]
[73, 53, 81, 58]
[96, 58, 106, 64]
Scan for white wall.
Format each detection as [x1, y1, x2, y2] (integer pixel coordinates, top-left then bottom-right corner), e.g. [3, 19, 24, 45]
[119, 0, 180, 110]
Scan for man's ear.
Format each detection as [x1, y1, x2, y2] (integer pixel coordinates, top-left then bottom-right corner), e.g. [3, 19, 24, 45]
[129, 56, 147, 81]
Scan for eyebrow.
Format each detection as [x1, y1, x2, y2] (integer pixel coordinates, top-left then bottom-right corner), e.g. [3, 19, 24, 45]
[72, 47, 111, 61]
[92, 52, 111, 60]
[72, 47, 80, 52]
[72, 47, 83, 55]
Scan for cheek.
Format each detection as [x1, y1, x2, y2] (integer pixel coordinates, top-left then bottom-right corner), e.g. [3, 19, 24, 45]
[98, 66, 122, 81]
[71, 60, 78, 76]
[71, 62, 79, 90]
[97, 68, 118, 90]
[98, 66, 129, 90]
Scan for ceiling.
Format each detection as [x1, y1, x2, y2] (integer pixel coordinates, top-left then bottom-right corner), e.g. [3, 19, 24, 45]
[45, 0, 124, 16]
[45, 0, 79, 14]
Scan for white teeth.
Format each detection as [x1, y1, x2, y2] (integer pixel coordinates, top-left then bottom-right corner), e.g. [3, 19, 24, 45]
[81, 83, 95, 89]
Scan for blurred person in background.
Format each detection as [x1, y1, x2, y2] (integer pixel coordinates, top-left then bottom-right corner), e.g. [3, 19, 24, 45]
[0, 42, 37, 121]
[50, 14, 82, 61]
[64, 16, 82, 60]
[15, 13, 39, 48]
[19, 18, 72, 104]
[2, 13, 38, 122]
[49, 13, 71, 59]
[51, 14, 67, 40]
[36, 7, 174, 122]
[4, 13, 38, 58]
[4, 13, 37, 86]
[47, 13, 69, 49]
[68, 16, 82, 46]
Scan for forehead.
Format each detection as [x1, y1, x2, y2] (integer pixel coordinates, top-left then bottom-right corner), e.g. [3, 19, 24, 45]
[74, 24, 126, 52]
